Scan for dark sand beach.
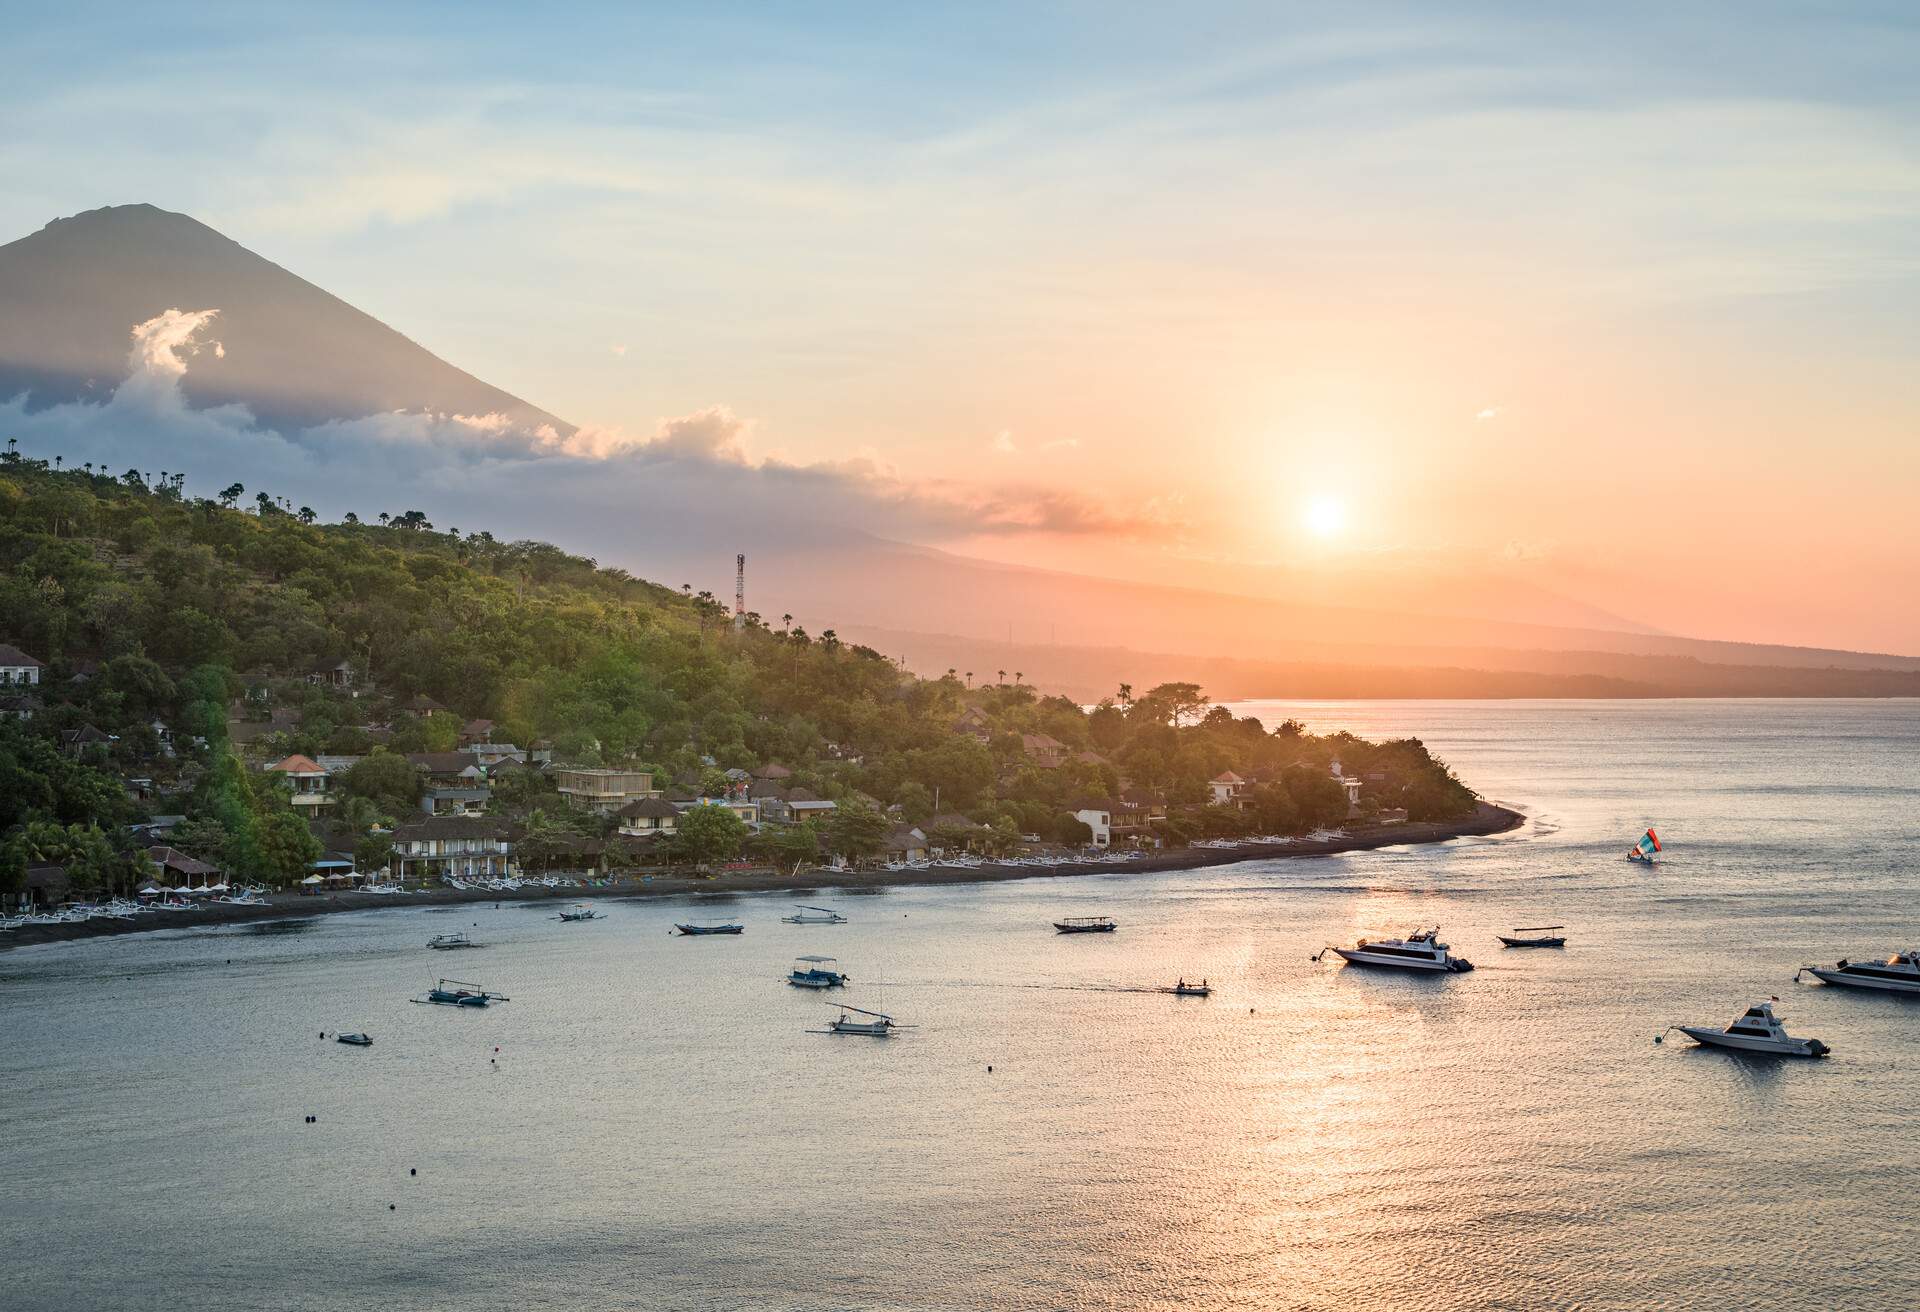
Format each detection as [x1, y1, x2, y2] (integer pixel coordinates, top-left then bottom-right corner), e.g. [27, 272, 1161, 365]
[3, 802, 1522, 951]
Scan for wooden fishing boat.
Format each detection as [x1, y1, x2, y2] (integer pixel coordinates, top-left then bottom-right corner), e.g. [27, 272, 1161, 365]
[1498, 925, 1567, 948]
[336, 1032, 373, 1046]
[811, 1004, 913, 1037]
[674, 922, 744, 935]
[414, 978, 509, 1007]
[1053, 916, 1117, 934]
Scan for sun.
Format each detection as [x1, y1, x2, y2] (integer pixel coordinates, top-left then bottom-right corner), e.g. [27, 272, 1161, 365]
[1304, 495, 1347, 539]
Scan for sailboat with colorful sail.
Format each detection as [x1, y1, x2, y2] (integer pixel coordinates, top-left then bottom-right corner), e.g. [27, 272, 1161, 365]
[1626, 829, 1661, 865]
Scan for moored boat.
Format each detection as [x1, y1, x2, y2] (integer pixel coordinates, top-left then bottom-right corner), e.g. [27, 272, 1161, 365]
[675, 922, 744, 936]
[1665, 1000, 1828, 1057]
[428, 932, 478, 950]
[1314, 926, 1473, 973]
[1054, 916, 1117, 934]
[788, 955, 849, 988]
[336, 1032, 373, 1046]
[1171, 978, 1211, 997]
[556, 903, 602, 922]
[1796, 950, 1920, 995]
[812, 1004, 911, 1037]
[781, 905, 848, 924]
[1498, 925, 1567, 948]
[415, 978, 509, 1007]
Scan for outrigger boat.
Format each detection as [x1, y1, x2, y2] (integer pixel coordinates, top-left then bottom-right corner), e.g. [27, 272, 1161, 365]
[1054, 916, 1117, 934]
[427, 932, 478, 950]
[675, 922, 744, 936]
[414, 978, 510, 1008]
[1314, 926, 1474, 973]
[556, 903, 602, 922]
[1662, 1000, 1828, 1057]
[336, 1032, 373, 1047]
[1796, 950, 1920, 995]
[1626, 829, 1661, 865]
[781, 905, 848, 924]
[788, 955, 850, 988]
[1498, 925, 1567, 948]
[1171, 978, 1211, 997]
[811, 1004, 912, 1037]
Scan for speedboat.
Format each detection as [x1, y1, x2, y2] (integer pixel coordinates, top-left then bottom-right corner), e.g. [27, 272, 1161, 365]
[1666, 1001, 1828, 1057]
[1054, 916, 1117, 934]
[336, 1032, 373, 1047]
[556, 903, 602, 922]
[788, 955, 849, 988]
[427, 932, 477, 950]
[1796, 950, 1920, 995]
[1171, 979, 1211, 997]
[1498, 925, 1567, 948]
[1314, 926, 1473, 973]
[675, 922, 744, 935]
[416, 978, 509, 1008]
[781, 905, 848, 924]
[813, 1005, 911, 1037]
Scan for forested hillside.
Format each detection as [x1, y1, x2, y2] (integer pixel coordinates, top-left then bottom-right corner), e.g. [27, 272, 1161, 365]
[0, 440, 1477, 898]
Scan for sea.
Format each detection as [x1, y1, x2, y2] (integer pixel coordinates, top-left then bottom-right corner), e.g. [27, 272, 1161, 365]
[3, 699, 1918, 1311]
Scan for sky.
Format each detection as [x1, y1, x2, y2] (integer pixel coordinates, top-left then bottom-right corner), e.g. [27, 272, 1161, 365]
[3, 2, 1919, 652]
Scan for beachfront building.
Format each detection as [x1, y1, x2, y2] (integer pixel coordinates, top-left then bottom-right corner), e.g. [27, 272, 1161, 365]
[0, 642, 45, 686]
[553, 766, 661, 814]
[267, 754, 334, 812]
[389, 815, 517, 882]
[1208, 771, 1248, 806]
[1072, 803, 1113, 847]
[786, 798, 838, 824]
[673, 795, 761, 828]
[882, 826, 930, 863]
[615, 797, 679, 837]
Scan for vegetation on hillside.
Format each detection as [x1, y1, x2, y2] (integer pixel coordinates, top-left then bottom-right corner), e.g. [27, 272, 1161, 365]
[0, 441, 1476, 898]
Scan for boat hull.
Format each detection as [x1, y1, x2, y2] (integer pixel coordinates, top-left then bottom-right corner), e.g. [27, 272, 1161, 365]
[675, 925, 744, 935]
[1803, 967, 1920, 994]
[1498, 936, 1566, 948]
[1054, 923, 1116, 934]
[1332, 948, 1467, 972]
[1678, 1027, 1828, 1057]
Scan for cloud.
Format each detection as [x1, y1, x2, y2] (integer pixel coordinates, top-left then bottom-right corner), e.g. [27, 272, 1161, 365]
[609, 344, 627, 356]
[2, 315, 1177, 580]
[992, 429, 1017, 454]
[1475, 406, 1501, 421]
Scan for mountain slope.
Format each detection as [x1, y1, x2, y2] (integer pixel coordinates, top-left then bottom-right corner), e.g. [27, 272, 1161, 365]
[0, 203, 571, 436]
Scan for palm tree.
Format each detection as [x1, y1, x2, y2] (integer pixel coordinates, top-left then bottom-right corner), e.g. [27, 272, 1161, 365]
[997, 669, 1006, 685]
[1014, 671, 1023, 686]
[965, 671, 973, 688]
[1118, 683, 1133, 709]
[781, 613, 793, 634]
[378, 511, 390, 526]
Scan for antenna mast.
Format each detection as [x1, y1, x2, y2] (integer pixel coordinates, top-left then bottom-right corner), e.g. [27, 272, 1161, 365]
[734, 553, 746, 632]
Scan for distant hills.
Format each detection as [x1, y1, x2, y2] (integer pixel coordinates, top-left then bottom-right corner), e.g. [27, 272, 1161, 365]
[3, 202, 1911, 697]
[0, 204, 570, 436]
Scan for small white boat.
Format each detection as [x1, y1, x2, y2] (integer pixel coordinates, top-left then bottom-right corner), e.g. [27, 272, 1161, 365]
[1665, 1000, 1828, 1058]
[1314, 926, 1473, 973]
[1171, 979, 1211, 997]
[1797, 950, 1920, 995]
[428, 932, 478, 950]
[781, 905, 848, 924]
[812, 1004, 912, 1037]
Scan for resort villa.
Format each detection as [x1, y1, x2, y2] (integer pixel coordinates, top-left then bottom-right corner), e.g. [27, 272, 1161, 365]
[554, 766, 661, 814]
[0, 642, 44, 685]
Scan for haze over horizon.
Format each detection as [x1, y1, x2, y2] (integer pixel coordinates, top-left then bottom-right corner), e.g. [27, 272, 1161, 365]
[4, 4, 1918, 655]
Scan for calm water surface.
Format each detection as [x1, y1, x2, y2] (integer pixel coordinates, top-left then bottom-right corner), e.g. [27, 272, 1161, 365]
[4, 699, 1918, 1311]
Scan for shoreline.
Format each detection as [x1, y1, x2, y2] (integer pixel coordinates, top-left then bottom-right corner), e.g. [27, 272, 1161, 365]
[2, 803, 1523, 952]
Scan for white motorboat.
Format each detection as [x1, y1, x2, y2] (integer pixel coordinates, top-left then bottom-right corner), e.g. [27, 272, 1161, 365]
[1796, 950, 1920, 995]
[1314, 926, 1473, 973]
[781, 905, 848, 924]
[1666, 1001, 1828, 1057]
[428, 932, 478, 950]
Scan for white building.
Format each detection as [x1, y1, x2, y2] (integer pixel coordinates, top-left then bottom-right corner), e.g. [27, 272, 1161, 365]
[0, 643, 44, 686]
[1072, 805, 1112, 847]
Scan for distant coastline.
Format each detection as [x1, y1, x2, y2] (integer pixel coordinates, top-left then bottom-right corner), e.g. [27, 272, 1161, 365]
[1, 803, 1523, 952]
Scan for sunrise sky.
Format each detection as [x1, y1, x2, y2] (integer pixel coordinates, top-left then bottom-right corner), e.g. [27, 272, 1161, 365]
[4, 3, 1918, 652]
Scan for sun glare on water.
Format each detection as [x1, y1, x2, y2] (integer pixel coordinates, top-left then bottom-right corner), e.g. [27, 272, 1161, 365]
[1304, 495, 1347, 539]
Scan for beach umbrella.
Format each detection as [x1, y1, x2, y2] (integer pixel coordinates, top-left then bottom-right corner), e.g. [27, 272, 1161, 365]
[300, 874, 323, 884]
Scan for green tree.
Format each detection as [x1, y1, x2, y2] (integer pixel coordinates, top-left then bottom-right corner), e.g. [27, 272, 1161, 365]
[672, 803, 748, 867]
[338, 750, 424, 815]
[823, 801, 889, 861]
[255, 808, 322, 886]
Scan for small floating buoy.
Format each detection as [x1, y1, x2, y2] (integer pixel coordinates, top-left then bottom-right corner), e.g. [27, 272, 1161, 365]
[987, 1065, 993, 1073]
[389, 1203, 396, 1211]
[319, 1030, 325, 1038]
[410, 1168, 416, 1176]
[1654, 1034, 1664, 1044]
